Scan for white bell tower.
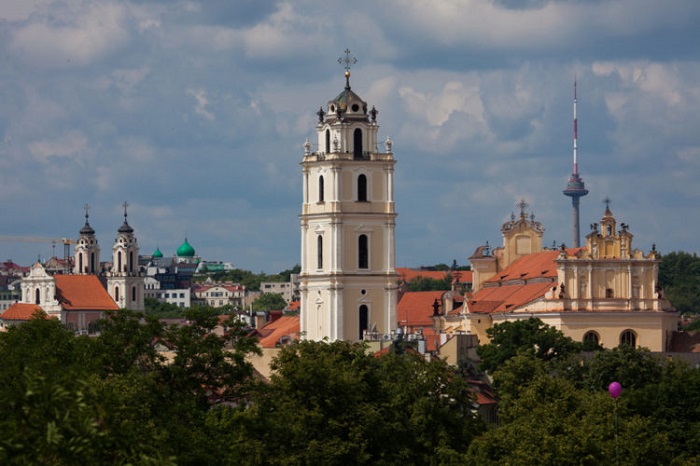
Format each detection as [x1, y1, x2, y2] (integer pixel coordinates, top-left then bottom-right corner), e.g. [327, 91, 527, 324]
[299, 50, 399, 342]
[74, 204, 101, 274]
[107, 202, 144, 310]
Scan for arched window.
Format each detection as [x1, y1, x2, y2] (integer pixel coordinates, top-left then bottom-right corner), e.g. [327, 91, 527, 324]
[620, 330, 636, 347]
[90, 252, 96, 273]
[583, 331, 600, 346]
[357, 174, 367, 202]
[353, 128, 363, 159]
[359, 305, 369, 340]
[358, 234, 368, 269]
[117, 251, 122, 273]
[325, 129, 331, 153]
[319, 175, 325, 202]
[129, 251, 134, 273]
[79, 254, 84, 273]
[115, 286, 120, 303]
[35, 288, 40, 305]
[317, 235, 323, 270]
[132, 286, 137, 302]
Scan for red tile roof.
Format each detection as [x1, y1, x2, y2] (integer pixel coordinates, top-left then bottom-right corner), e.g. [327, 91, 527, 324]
[397, 291, 444, 328]
[54, 275, 119, 311]
[469, 250, 569, 314]
[257, 315, 300, 348]
[0, 303, 48, 321]
[287, 301, 300, 311]
[397, 268, 449, 282]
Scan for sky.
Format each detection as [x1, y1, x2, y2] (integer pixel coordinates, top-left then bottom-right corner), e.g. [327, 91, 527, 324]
[1, 0, 699, 273]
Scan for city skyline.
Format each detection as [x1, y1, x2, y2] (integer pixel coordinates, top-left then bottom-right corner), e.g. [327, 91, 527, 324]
[1, 1, 699, 272]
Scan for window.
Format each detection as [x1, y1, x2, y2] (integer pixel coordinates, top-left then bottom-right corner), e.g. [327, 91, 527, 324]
[325, 129, 330, 153]
[117, 251, 122, 273]
[129, 251, 134, 272]
[319, 175, 325, 202]
[353, 128, 363, 159]
[132, 286, 137, 302]
[359, 305, 369, 340]
[358, 234, 368, 269]
[357, 174, 367, 202]
[35, 288, 40, 305]
[115, 286, 120, 302]
[583, 331, 599, 346]
[317, 235, 323, 270]
[90, 252, 96, 273]
[620, 330, 636, 347]
[78, 255, 84, 273]
[606, 288, 614, 298]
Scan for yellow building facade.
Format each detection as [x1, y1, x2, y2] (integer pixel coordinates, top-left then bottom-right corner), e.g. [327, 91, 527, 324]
[451, 203, 678, 351]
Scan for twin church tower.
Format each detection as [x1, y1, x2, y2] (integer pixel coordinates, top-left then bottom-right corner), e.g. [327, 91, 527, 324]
[299, 51, 399, 341]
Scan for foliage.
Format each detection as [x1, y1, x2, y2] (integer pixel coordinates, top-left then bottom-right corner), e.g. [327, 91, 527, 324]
[477, 317, 583, 373]
[144, 297, 185, 318]
[252, 292, 288, 311]
[467, 374, 671, 465]
[659, 251, 700, 314]
[196, 265, 298, 291]
[0, 310, 259, 465]
[227, 340, 484, 465]
[406, 273, 452, 292]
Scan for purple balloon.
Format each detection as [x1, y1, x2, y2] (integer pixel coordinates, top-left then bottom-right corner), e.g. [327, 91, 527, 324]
[608, 381, 622, 399]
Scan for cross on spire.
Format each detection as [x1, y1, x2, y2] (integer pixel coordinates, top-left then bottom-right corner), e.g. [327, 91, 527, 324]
[517, 199, 529, 217]
[338, 49, 357, 90]
[84, 203, 90, 221]
[122, 201, 129, 221]
[603, 197, 612, 211]
[338, 48, 357, 72]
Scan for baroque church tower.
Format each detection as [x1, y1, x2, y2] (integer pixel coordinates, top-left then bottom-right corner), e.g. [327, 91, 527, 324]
[74, 204, 101, 274]
[299, 52, 399, 341]
[106, 202, 144, 310]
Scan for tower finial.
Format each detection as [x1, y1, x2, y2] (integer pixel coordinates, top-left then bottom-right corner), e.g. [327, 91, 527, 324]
[517, 199, 529, 217]
[603, 197, 612, 211]
[338, 48, 357, 90]
[122, 201, 129, 221]
[84, 203, 90, 222]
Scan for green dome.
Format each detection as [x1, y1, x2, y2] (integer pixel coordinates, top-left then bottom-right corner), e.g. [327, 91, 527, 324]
[153, 247, 163, 258]
[176, 238, 195, 257]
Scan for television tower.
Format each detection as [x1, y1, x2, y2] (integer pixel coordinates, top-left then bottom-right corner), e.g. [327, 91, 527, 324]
[563, 79, 588, 247]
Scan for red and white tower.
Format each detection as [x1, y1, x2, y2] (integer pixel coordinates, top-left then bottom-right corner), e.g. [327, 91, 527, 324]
[563, 79, 588, 248]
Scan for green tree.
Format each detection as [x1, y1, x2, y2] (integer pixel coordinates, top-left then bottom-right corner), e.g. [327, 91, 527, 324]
[406, 274, 452, 291]
[227, 340, 483, 465]
[144, 297, 185, 318]
[659, 251, 700, 314]
[466, 374, 671, 465]
[477, 317, 582, 373]
[252, 292, 288, 311]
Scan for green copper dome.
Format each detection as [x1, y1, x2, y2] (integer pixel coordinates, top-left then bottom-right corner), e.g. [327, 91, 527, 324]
[153, 247, 163, 258]
[176, 238, 195, 257]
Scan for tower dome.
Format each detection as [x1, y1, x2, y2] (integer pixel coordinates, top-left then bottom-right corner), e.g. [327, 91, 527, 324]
[176, 238, 195, 257]
[153, 247, 163, 258]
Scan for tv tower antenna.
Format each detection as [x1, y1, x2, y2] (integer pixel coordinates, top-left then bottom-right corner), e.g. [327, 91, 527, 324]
[563, 78, 588, 248]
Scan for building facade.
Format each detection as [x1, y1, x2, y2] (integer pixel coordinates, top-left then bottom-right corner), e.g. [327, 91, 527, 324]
[449, 203, 678, 352]
[299, 66, 399, 342]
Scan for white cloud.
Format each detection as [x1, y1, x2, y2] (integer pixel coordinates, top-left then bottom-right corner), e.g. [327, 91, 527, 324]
[187, 89, 215, 121]
[28, 131, 88, 161]
[10, 1, 130, 67]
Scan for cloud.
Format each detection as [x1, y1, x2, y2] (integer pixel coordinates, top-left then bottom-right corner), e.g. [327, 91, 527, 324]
[9, 1, 130, 67]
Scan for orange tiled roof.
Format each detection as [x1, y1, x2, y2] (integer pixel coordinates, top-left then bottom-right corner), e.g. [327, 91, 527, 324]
[257, 315, 300, 348]
[397, 268, 448, 282]
[0, 303, 47, 321]
[397, 291, 444, 328]
[54, 275, 119, 311]
[485, 250, 560, 283]
[287, 301, 300, 311]
[468, 282, 554, 314]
